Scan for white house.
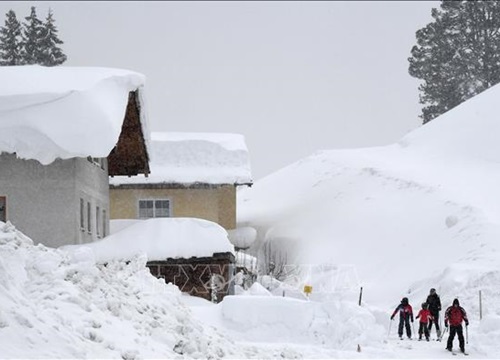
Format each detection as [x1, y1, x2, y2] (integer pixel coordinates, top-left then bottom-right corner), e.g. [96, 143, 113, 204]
[0, 65, 150, 248]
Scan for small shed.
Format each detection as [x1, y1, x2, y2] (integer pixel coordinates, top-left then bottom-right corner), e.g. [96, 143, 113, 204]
[63, 217, 236, 302]
[148, 252, 235, 302]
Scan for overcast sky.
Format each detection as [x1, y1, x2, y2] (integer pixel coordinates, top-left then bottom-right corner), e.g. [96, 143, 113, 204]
[1, 1, 440, 180]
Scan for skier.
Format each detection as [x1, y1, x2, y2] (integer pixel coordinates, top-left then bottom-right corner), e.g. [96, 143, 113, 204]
[426, 287, 442, 338]
[391, 297, 414, 339]
[416, 302, 433, 341]
[444, 298, 469, 354]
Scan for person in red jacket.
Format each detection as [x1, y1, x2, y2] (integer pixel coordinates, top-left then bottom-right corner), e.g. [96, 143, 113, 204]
[416, 302, 433, 341]
[444, 298, 469, 353]
[391, 297, 414, 339]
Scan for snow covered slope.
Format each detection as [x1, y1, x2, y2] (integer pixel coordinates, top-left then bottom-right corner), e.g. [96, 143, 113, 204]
[0, 221, 239, 359]
[238, 81, 500, 348]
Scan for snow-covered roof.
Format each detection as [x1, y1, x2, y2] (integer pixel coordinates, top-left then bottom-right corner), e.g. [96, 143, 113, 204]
[110, 131, 252, 186]
[62, 217, 235, 263]
[0, 65, 150, 169]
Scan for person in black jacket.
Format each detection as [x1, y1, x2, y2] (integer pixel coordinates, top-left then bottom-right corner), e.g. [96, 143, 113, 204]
[426, 288, 442, 338]
[391, 297, 414, 339]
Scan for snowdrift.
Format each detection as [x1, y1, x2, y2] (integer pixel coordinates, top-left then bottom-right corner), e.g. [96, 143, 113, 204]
[0, 221, 394, 358]
[0, 221, 237, 358]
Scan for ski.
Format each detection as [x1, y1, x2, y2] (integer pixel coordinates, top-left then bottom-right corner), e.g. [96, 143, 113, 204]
[448, 350, 469, 356]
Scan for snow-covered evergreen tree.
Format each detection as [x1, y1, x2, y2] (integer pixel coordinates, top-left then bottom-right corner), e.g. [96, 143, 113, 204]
[21, 6, 44, 65]
[0, 10, 22, 65]
[408, 1, 500, 124]
[38, 8, 66, 66]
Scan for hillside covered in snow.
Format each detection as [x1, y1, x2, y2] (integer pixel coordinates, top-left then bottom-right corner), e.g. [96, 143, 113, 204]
[238, 82, 500, 356]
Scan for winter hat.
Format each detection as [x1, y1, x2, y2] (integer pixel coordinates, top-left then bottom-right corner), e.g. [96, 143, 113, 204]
[402, 297, 409, 305]
[453, 298, 460, 306]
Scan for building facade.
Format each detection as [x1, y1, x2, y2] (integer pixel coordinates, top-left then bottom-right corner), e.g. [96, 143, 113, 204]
[109, 183, 237, 230]
[0, 154, 109, 247]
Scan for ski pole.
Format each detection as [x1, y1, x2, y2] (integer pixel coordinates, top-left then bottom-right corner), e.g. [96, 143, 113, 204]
[440, 326, 448, 341]
[465, 325, 468, 344]
[412, 320, 416, 338]
[388, 319, 393, 338]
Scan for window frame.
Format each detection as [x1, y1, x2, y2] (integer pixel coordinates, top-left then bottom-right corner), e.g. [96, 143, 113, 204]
[87, 201, 92, 234]
[102, 209, 107, 237]
[96, 205, 100, 238]
[87, 156, 106, 171]
[80, 198, 85, 231]
[137, 198, 171, 219]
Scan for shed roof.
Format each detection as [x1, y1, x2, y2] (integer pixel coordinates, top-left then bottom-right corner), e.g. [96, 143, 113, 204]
[110, 131, 252, 186]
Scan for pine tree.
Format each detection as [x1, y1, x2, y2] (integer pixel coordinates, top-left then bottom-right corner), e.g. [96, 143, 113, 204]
[408, 1, 500, 124]
[0, 10, 22, 65]
[21, 6, 44, 65]
[38, 8, 66, 66]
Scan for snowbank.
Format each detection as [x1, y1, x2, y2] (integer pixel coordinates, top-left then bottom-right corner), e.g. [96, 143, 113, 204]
[63, 218, 234, 263]
[110, 131, 253, 186]
[0, 65, 149, 164]
[0, 221, 238, 359]
[218, 295, 385, 350]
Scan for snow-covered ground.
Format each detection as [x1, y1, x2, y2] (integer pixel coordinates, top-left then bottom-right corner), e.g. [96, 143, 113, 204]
[2, 75, 500, 358]
[237, 79, 500, 357]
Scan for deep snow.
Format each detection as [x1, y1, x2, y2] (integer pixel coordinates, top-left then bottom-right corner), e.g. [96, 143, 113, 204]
[109, 131, 252, 186]
[237, 76, 500, 357]
[63, 218, 235, 263]
[3, 70, 500, 358]
[0, 65, 149, 164]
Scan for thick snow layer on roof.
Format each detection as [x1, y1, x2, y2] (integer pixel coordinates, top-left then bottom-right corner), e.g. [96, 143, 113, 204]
[110, 131, 252, 185]
[0, 65, 148, 165]
[62, 217, 234, 263]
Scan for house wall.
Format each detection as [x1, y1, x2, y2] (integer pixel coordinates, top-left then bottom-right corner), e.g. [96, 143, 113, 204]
[74, 157, 110, 244]
[0, 154, 110, 248]
[109, 184, 237, 230]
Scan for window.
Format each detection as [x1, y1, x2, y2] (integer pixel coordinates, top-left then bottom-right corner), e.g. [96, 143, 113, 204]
[0, 196, 6, 223]
[87, 202, 91, 233]
[102, 210, 107, 237]
[96, 206, 100, 237]
[138, 199, 170, 218]
[80, 198, 85, 230]
[87, 156, 105, 170]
